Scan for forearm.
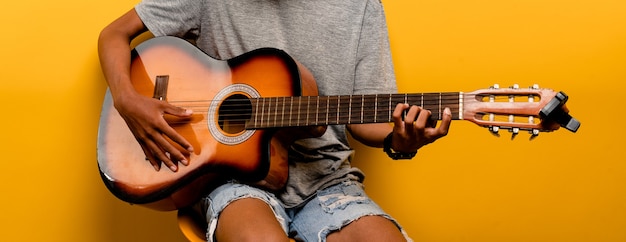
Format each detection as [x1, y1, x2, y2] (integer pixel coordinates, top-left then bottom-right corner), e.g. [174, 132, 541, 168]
[347, 123, 393, 148]
[97, 9, 147, 101]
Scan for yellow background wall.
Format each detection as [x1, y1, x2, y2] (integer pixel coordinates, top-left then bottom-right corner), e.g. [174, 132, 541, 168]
[1, 0, 624, 241]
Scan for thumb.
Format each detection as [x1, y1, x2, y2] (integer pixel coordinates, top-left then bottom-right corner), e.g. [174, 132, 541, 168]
[164, 104, 193, 117]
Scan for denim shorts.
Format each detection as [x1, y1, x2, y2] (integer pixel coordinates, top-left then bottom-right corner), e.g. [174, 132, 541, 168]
[197, 181, 413, 242]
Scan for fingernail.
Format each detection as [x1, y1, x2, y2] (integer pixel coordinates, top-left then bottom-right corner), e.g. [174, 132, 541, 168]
[444, 107, 451, 115]
[153, 164, 161, 171]
[169, 165, 178, 172]
[180, 158, 189, 166]
[185, 109, 193, 115]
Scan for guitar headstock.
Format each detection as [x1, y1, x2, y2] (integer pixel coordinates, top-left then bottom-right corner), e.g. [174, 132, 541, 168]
[462, 84, 580, 139]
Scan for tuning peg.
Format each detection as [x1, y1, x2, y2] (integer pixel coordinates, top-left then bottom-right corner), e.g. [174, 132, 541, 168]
[530, 84, 539, 89]
[529, 129, 540, 140]
[510, 127, 519, 140]
[510, 84, 519, 89]
[489, 126, 500, 137]
[490, 84, 500, 89]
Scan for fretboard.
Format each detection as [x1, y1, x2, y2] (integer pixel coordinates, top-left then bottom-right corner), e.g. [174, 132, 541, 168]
[247, 92, 462, 129]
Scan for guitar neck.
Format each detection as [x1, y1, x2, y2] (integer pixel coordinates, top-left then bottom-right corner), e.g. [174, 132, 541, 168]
[246, 92, 463, 129]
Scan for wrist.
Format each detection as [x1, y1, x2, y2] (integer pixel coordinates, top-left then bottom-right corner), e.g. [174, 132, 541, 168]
[383, 132, 417, 160]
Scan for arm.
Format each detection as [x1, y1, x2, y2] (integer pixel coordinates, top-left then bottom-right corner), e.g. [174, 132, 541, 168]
[98, 9, 193, 172]
[347, 1, 451, 156]
[348, 103, 452, 154]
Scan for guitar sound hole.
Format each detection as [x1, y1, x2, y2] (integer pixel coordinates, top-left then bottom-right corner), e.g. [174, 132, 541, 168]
[218, 94, 252, 134]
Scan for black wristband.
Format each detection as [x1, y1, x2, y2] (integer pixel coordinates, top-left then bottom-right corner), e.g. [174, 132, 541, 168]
[383, 132, 416, 160]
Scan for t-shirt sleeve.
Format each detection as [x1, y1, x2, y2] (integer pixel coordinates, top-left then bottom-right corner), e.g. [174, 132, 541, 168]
[135, 0, 202, 39]
[353, 0, 398, 95]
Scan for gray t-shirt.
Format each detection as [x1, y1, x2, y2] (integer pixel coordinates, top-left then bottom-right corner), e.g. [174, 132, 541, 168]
[136, 0, 397, 207]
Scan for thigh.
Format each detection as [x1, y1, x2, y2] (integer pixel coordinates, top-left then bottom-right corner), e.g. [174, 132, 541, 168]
[326, 215, 406, 242]
[199, 183, 290, 242]
[288, 181, 412, 242]
[216, 198, 290, 242]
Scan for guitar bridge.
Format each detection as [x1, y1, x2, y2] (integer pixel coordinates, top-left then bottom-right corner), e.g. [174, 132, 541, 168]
[153, 75, 170, 100]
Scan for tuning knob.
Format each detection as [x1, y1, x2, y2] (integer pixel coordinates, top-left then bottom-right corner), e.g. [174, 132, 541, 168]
[529, 129, 540, 140]
[489, 126, 500, 137]
[510, 127, 520, 140]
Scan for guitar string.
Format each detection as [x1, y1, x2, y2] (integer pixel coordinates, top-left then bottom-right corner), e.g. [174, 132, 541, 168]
[161, 94, 539, 126]
[168, 94, 465, 116]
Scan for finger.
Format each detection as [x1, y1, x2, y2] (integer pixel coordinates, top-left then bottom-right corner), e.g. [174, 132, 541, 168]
[426, 118, 437, 128]
[435, 107, 452, 138]
[160, 125, 194, 154]
[392, 103, 410, 129]
[414, 108, 432, 131]
[139, 126, 179, 172]
[164, 104, 194, 118]
[150, 133, 183, 171]
[157, 126, 191, 165]
[140, 142, 161, 171]
[403, 105, 420, 125]
[162, 105, 195, 152]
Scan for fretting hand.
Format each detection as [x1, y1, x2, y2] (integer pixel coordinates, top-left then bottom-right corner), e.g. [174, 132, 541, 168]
[390, 103, 452, 153]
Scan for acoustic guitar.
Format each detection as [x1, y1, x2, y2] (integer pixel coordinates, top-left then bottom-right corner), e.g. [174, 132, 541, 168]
[97, 36, 579, 211]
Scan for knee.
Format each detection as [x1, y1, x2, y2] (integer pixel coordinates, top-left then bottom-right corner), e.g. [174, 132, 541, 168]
[214, 198, 290, 242]
[217, 230, 290, 242]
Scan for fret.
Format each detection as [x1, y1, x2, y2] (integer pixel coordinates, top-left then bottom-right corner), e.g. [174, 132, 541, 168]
[438, 93, 442, 120]
[387, 94, 397, 122]
[267, 97, 272, 127]
[376, 94, 391, 123]
[348, 95, 352, 124]
[315, 96, 320, 125]
[302, 96, 311, 126]
[275, 97, 280, 127]
[374, 94, 378, 123]
[386, 94, 400, 122]
[349, 95, 363, 124]
[350, 95, 364, 123]
[327, 96, 338, 125]
[326, 97, 331, 124]
[361, 95, 378, 123]
[281, 97, 286, 127]
[338, 95, 351, 124]
[318, 96, 328, 125]
[260, 98, 266, 127]
[289, 96, 294, 127]
[296, 96, 303, 126]
[361, 95, 365, 123]
[421, 93, 440, 115]
[353, 95, 363, 124]
[305, 96, 310, 126]
[387, 94, 392, 122]
[336, 96, 341, 124]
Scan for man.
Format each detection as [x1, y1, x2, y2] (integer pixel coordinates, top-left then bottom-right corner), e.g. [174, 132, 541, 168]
[98, 0, 451, 241]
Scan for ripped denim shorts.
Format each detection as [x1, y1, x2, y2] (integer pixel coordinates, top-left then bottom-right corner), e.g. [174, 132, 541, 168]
[198, 181, 413, 242]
